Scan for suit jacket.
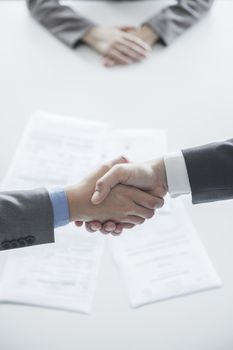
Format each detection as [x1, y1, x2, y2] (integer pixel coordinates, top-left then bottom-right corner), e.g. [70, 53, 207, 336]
[182, 139, 233, 204]
[0, 188, 54, 251]
[26, 0, 215, 48]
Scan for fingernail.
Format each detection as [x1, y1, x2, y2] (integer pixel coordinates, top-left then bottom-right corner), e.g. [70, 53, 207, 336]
[105, 226, 113, 232]
[114, 229, 122, 234]
[91, 224, 99, 230]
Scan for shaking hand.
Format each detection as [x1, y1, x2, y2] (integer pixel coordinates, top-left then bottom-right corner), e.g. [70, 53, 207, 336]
[65, 157, 163, 235]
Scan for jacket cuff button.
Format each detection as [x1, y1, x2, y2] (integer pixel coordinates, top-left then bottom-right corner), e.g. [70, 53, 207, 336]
[18, 239, 27, 247]
[26, 236, 35, 245]
[1, 241, 11, 250]
[11, 240, 20, 249]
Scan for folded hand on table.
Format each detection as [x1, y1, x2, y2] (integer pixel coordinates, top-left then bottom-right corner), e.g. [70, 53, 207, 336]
[83, 26, 157, 67]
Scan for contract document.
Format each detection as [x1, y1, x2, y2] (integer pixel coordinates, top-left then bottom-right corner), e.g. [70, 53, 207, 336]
[0, 111, 108, 313]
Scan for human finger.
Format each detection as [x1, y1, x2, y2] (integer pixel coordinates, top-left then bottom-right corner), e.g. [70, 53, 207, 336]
[132, 189, 164, 209]
[118, 26, 136, 32]
[111, 223, 136, 236]
[106, 155, 128, 168]
[102, 56, 116, 67]
[113, 42, 146, 61]
[122, 32, 151, 51]
[119, 38, 149, 57]
[102, 221, 117, 233]
[74, 221, 83, 227]
[91, 164, 129, 204]
[130, 204, 155, 219]
[121, 216, 145, 225]
[85, 221, 102, 233]
[104, 47, 132, 65]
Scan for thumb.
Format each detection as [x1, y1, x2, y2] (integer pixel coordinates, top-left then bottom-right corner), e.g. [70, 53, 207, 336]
[91, 164, 127, 204]
[118, 26, 136, 32]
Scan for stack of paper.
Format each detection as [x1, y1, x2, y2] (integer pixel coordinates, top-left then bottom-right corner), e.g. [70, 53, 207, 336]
[0, 111, 221, 313]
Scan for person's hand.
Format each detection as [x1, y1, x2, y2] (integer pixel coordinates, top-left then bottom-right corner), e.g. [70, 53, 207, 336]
[102, 25, 159, 67]
[84, 158, 167, 234]
[124, 25, 159, 47]
[91, 158, 168, 205]
[74, 157, 137, 235]
[83, 26, 151, 67]
[65, 158, 163, 234]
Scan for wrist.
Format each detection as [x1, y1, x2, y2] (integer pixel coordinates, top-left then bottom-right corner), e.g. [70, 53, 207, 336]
[151, 158, 168, 197]
[65, 185, 85, 222]
[140, 25, 159, 46]
[65, 183, 97, 222]
[83, 26, 98, 46]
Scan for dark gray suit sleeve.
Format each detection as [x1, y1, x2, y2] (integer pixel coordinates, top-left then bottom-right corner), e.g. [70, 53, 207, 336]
[144, 0, 215, 45]
[0, 188, 54, 251]
[182, 139, 233, 204]
[26, 0, 96, 48]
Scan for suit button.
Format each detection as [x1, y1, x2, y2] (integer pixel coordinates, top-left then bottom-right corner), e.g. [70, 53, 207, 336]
[25, 236, 35, 246]
[1, 241, 11, 250]
[10, 240, 20, 249]
[18, 239, 27, 247]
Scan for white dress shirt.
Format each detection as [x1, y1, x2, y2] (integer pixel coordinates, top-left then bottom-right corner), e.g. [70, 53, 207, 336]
[164, 151, 191, 198]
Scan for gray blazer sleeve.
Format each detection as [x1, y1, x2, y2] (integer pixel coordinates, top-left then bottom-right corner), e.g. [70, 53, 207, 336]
[144, 0, 215, 45]
[26, 0, 96, 48]
[182, 139, 233, 204]
[27, 0, 214, 48]
[0, 188, 54, 251]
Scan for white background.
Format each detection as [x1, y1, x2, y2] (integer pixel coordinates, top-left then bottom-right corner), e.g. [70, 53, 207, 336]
[0, 1, 233, 349]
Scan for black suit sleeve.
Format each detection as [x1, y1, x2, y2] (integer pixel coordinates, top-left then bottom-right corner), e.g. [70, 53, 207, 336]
[182, 139, 233, 204]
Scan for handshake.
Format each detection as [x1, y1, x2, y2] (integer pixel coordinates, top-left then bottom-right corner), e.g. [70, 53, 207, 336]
[65, 156, 168, 235]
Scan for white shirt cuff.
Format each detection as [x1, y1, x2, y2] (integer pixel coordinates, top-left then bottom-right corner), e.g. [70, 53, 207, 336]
[164, 151, 191, 198]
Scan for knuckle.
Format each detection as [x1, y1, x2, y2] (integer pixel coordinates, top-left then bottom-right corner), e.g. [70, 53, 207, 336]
[96, 178, 104, 188]
[115, 164, 125, 176]
[124, 205, 132, 214]
[157, 186, 167, 197]
[101, 163, 111, 172]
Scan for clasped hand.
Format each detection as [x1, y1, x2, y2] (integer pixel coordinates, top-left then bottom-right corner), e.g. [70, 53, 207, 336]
[65, 156, 168, 235]
[83, 25, 158, 67]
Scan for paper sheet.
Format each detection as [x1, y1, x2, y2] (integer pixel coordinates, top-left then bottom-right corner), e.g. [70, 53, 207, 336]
[103, 129, 167, 162]
[110, 200, 222, 307]
[0, 227, 104, 313]
[0, 111, 108, 313]
[2, 111, 110, 190]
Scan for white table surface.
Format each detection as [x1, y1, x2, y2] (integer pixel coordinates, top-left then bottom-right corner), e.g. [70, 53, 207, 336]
[0, 1, 233, 349]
